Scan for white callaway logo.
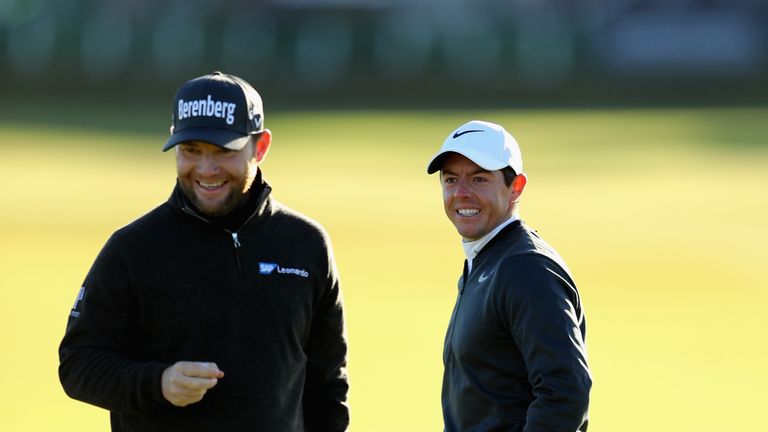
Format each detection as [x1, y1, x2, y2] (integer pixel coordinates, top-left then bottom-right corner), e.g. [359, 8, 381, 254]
[178, 94, 236, 125]
[478, 271, 494, 283]
[259, 262, 309, 278]
[249, 108, 263, 129]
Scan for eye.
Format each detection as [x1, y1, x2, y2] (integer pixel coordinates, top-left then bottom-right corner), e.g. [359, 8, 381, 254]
[443, 176, 457, 184]
[473, 176, 488, 183]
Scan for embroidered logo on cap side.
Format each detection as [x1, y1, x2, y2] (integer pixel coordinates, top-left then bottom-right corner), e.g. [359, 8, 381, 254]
[249, 108, 262, 130]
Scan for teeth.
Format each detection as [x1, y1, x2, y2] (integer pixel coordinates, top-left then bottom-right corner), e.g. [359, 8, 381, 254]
[199, 181, 224, 189]
[458, 209, 479, 216]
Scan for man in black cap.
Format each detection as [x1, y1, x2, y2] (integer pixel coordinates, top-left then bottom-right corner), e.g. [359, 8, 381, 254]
[427, 120, 591, 431]
[59, 72, 349, 431]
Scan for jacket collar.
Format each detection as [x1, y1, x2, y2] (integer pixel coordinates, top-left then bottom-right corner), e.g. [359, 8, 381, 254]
[474, 219, 523, 259]
[168, 170, 273, 231]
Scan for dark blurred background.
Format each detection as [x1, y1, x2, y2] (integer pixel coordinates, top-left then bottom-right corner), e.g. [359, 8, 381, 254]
[1, 0, 767, 109]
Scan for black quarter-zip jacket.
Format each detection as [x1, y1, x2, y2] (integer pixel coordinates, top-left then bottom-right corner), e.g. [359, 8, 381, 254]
[59, 174, 349, 431]
[442, 220, 591, 432]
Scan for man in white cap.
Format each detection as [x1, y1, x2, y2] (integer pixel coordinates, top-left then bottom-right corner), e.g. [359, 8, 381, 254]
[59, 72, 349, 431]
[427, 120, 592, 431]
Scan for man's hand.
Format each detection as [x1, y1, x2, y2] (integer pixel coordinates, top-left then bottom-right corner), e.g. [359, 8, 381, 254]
[161, 361, 224, 407]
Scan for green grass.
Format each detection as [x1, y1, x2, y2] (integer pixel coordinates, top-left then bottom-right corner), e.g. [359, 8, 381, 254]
[2, 107, 767, 431]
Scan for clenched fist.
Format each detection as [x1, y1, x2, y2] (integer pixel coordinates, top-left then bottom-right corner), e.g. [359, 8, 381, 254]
[161, 361, 225, 407]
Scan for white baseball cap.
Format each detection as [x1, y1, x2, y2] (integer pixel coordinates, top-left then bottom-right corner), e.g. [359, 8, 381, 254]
[426, 120, 523, 175]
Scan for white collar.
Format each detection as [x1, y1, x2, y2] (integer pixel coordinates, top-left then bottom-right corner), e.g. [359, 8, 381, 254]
[462, 216, 519, 272]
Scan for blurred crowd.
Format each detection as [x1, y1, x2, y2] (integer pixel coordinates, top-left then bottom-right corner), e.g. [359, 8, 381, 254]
[0, 0, 766, 104]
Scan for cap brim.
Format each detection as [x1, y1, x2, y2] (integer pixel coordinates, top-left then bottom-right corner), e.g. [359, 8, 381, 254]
[426, 153, 448, 174]
[162, 128, 252, 152]
[426, 149, 508, 174]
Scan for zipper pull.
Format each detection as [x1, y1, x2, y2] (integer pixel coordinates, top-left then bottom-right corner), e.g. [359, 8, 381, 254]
[229, 231, 244, 275]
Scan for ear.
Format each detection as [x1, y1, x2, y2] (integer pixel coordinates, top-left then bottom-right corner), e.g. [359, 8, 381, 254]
[253, 129, 271, 163]
[510, 173, 527, 202]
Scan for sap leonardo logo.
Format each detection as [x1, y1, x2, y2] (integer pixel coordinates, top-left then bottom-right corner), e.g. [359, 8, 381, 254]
[259, 262, 310, 278]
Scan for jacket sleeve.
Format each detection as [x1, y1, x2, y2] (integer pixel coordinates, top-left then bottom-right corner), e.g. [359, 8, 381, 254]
[58, 235, 171, 415]
[302, 240, 350, 432]
[500, 255, 592, 431]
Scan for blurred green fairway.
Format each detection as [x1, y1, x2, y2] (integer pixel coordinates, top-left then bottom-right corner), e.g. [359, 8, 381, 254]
[1, 106, 767, 431]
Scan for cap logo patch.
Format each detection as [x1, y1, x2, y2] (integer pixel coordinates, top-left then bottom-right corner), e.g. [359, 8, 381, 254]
[178, 94, 237, 125]
[452, 129, 484, 139]
[249, 109, 262, 130]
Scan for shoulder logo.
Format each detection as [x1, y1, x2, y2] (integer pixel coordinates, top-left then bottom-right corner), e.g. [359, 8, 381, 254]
[259, 262, 309, 278]
[478, 271, 494, 283]
[70, 286, 85, 318]
[453, 129, 484, 139]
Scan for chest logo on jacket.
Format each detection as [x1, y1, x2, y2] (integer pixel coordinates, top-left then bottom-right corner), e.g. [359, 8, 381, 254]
[478, 271, 494, 283]
[259, 262, 310, 278]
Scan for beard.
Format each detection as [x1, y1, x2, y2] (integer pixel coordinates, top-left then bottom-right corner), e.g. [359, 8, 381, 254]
[179, 176, 250, 217]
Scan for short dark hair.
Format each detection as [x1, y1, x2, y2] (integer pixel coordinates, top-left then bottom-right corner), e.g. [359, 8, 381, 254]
[501, 166, 517, 187]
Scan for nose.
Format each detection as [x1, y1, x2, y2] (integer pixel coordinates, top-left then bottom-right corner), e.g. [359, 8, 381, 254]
[196, 153, 220, 176]
[454, 178, 472, 198]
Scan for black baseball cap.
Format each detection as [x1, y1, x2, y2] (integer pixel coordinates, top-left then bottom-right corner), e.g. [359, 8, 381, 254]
[162, 71, 265, 152]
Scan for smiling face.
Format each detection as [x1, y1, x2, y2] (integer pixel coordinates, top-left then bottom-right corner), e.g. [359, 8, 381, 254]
[440, 153, 526, 242]
[175, 134, 270, 216]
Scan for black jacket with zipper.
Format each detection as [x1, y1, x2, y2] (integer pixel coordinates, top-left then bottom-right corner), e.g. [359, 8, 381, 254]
[442, 220, 591, 431]
[59, 173, 349, 431]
